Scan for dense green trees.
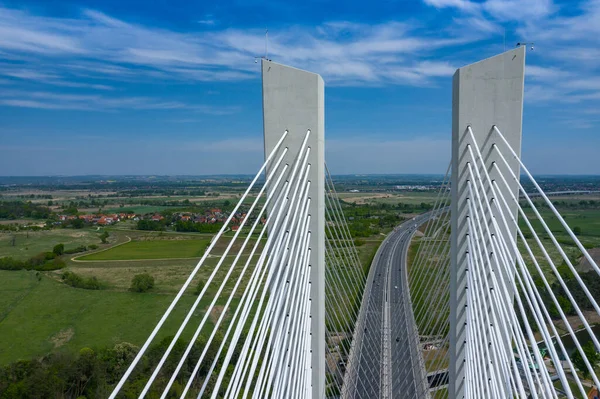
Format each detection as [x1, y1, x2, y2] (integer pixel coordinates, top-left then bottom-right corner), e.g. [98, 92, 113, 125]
[539, 270, 600, 318]
[136, 219, 166, 231]
[0, 201, 51, 219]
[572, 341, 600, 379]
[174, 220, 223, 233]
[0, 334, 242, 398]
[0, 255, 65, 271]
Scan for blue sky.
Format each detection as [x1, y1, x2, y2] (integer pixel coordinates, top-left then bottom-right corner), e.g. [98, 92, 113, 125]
[0, 0, 599, 176]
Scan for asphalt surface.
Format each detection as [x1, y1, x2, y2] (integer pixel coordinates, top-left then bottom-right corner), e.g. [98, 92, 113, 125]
[346, 213, 433, 399]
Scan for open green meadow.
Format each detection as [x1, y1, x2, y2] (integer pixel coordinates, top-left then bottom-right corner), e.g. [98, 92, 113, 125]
[77, 238, 210, 260]
[520, 207, 600, 239]
[0, 270, 216, 365]
[0, 225, 270, 367]
[0, 218, 379, 369]
[0, 228, 103, 260]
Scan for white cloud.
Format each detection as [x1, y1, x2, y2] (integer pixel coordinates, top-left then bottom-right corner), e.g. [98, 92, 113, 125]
[483, 0, 555, 21]
[0, 5, 472, 88]
[424, 0, 555, 22]
[0, 90, 240, 113]
[526, 65, 569, 80]
[423, 0, 479, 12]
[423, 0, 600, 121]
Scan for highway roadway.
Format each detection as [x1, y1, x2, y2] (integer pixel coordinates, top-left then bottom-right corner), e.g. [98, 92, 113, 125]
[345, 213, 433, 399]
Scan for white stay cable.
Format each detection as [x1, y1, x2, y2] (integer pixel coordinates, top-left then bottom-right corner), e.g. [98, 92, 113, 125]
[465, 131, 576, 396]
[465, 175, 541, 396]
[256, 206, 312, 398]
[238, 173, 312, 397]
[408, 164, 451, 281]
[228, 160, 312, 398]
[466, 142, 552, 395]
[197, 157, 308, 399]
[226, 170, 311, 399]
[108, 130, 289, 399]
[466, 159, 553, 397]
[193, 177, 294, 399]
[173, 162, 291, 398]
[146, 145, 290, 399]
[493, 125, 600, 278]
[492, 144, 600, 353]
[464, 196, 509, 399]
[210, 131, 311, 398]
[325, 165, 367, 279]
[491, 164, 600, 389]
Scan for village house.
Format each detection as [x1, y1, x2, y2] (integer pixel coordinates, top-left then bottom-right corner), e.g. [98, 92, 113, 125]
[151, 214, 164, 222]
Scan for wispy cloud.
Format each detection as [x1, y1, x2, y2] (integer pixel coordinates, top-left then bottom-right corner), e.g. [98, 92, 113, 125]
[424, 0, 600, 112]
[424, 0, 554, 22]
[0, 90, 240, 113]
[196, 14, 217, 26]
[0, 5, 473, 88]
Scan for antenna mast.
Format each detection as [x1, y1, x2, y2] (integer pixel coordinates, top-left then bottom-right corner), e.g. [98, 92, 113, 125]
[265, 28, 269, 60]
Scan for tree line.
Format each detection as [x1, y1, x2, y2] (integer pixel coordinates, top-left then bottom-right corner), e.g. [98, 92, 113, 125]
[0, 201, 52, 220]
[0, 334, 254, 398]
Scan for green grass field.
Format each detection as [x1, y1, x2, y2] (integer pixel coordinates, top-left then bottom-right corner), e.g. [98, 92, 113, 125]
[520, 207, 600, 238]
[77, 238, 210, 261]
[0, 228, 102, 260]
[0, 270, 214, 366]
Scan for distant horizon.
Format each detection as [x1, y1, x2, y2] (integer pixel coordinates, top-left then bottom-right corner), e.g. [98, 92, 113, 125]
[2, 173, 600, 179]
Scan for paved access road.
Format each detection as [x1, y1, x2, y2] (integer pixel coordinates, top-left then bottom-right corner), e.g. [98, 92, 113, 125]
[345, 213, 433, 399]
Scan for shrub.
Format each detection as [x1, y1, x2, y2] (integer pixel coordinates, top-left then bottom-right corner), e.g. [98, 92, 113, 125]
[88, 244, 98, 250]
[0, 257, 25, 270]
[130, 273, 155, 293]
[62, 271, 101, 290]
[37, 257, 66, 271]
[53, 243, 65, 256]
[63, 245, 87, 255]
[99, 231, 109, 243]
[573, 226, 582, 236]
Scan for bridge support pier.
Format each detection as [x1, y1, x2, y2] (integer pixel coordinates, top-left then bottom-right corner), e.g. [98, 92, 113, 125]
[262, 59, 326, 399]
[449, 47, 525, 399]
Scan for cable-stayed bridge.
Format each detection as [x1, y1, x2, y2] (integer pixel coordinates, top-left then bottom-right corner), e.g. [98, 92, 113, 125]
[108, 47, 600, 398]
